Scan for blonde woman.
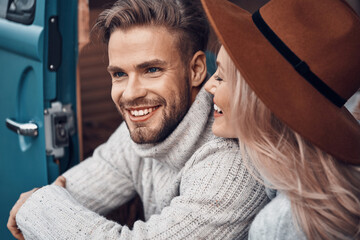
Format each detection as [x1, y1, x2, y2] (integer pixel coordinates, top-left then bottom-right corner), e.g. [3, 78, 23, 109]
[201, 0, 360, 239]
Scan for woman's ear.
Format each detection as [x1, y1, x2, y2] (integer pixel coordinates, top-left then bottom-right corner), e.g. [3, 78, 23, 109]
[189, 51, 207, 88]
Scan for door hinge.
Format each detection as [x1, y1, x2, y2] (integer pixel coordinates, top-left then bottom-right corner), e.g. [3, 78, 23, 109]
[48, 16, 62, 71]
[44, 102, 75, 158]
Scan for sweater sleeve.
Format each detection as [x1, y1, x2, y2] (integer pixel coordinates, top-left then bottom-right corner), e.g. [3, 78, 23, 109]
[61, 123, 137, 215]
[166, 139, 269, 239]
[16, 139, 268, 240]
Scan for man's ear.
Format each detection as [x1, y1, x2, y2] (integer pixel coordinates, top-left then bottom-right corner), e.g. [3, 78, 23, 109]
[189, 51, 207, 88]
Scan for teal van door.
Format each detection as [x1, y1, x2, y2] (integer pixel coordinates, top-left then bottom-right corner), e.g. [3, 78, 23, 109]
[0, 0, 79, 239]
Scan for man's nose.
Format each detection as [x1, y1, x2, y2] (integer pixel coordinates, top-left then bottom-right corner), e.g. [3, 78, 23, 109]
[122, 75, 147, 100]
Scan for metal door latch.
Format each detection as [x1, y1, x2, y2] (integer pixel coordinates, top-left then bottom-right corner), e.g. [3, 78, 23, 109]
[44, 102, 75, 158]
[5, 118, 38, 137]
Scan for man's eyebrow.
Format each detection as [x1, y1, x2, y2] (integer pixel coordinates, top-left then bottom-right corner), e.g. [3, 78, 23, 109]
[107, 65, 124, 73]
[107, 59, 167, 73]
[136, 59, 167, 70]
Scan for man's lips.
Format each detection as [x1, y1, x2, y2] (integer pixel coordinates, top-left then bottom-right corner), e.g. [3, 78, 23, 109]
[126, 105, 161, 122]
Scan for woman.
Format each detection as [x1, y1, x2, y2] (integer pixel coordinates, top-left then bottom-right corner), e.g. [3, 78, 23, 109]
[201, 0, 360, 239]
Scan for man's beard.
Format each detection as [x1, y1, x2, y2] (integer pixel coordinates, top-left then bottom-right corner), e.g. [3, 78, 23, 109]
[117, 80, 191, 144]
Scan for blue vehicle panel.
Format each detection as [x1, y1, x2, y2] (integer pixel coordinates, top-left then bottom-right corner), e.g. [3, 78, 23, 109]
[0, 1, 79, 239]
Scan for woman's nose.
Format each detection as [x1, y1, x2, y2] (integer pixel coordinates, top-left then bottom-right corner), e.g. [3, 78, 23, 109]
[204, 74, 218, 95]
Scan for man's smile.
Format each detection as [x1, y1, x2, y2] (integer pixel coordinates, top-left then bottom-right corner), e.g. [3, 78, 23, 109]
[126, 105, 161, 122]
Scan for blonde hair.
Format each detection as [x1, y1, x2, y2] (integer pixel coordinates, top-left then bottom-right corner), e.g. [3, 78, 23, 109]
[225, 52, 360, 240]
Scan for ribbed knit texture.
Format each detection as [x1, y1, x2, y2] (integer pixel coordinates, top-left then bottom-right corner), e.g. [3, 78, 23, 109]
[16, 88, 268, 239]
[249, 193, 306, 240]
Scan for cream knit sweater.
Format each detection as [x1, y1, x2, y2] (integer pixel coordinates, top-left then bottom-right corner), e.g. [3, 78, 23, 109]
[16, 88, 268, 239]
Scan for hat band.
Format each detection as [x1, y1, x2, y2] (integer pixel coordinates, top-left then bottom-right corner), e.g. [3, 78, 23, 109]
[252, 10, 346, 108]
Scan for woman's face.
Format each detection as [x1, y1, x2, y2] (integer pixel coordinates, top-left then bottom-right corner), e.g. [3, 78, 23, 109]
[205, 46, 237, 138]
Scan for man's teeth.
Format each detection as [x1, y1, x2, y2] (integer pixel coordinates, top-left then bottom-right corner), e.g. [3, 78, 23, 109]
[214, 104, 223, 114]
[130, 107, 157, 117]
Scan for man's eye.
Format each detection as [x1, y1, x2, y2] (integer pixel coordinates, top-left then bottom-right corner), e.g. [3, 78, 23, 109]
[113, 72, 126, 78]
[147, 67, 160, 73]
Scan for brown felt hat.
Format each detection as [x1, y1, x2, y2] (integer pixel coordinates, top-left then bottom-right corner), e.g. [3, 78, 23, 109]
[201, 0, 360, 164]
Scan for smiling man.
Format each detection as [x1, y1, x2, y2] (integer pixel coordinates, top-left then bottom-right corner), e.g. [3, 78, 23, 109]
[108, 25, 196, 144]
[8, 0, 268, 239]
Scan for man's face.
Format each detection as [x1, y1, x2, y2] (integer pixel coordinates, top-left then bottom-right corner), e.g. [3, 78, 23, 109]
[107, 26, 192, 144]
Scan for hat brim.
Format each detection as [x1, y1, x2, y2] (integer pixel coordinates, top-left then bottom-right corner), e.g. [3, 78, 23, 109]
[201, 0, 360, 164]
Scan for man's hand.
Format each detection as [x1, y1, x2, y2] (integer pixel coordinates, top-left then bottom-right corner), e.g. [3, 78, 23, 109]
[7, 188, 39, 240]
[7, 176, 66, 239]
[53, 175, 66, 188]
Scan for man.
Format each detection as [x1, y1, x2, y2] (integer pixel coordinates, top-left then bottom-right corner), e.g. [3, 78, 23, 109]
[8, 0, 268, 239]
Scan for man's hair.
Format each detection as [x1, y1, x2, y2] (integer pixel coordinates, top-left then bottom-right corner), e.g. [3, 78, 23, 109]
[94, 0, 209, 64]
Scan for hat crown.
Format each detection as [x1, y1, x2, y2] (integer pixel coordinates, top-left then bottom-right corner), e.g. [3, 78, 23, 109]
[261, 0, 360, 102]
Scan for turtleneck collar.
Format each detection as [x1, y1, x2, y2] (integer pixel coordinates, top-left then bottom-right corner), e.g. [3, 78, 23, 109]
[131, 87, 214, 170]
